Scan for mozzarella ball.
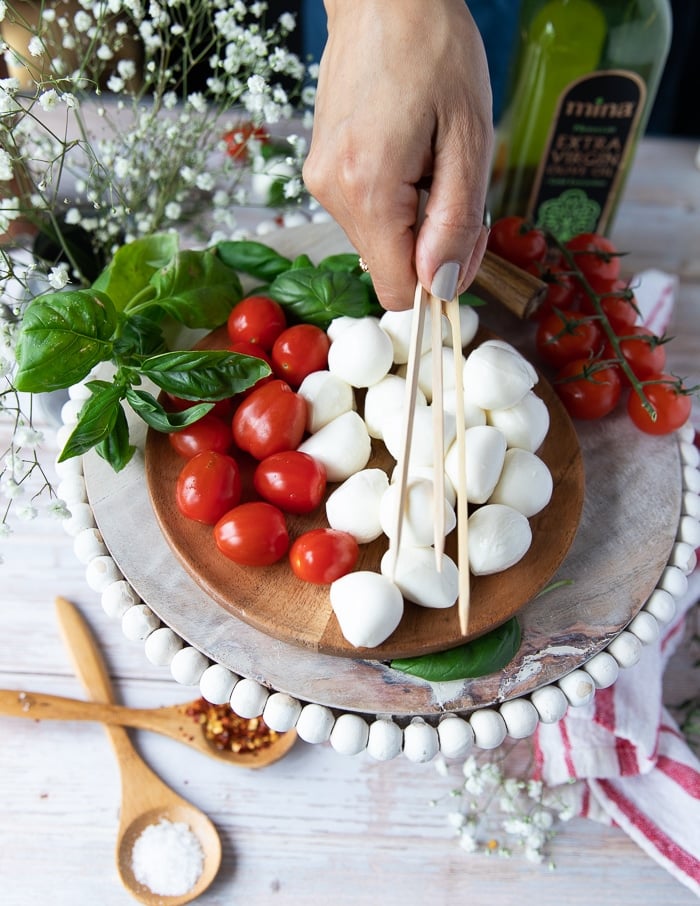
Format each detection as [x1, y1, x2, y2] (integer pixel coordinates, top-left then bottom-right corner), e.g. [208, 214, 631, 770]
[390, 464, 456, 508]
[379, 477, 456, 546]
[462, 342, 536, 410]
[397, 345, 463, 403]
[326, 315, 357, 342]
[330, 571, 404, 648]
[364, 374, 426, 440]
[487, 390, 550, 452]
[441, 387, 487, 427]
[488, 448, 553, 517]
[468, 504, 532, 575]
[297, 370, 355, 433]
[327, 316, 394, 387]
[440, 303, 479, 349]
[379, 307, 433, 364]
[383, 404, 456, 469]
[297, 410, 371, 482]
[326, 468, 389, 543]
[380, 546, 459, 609]
[445, 424, 507, 505]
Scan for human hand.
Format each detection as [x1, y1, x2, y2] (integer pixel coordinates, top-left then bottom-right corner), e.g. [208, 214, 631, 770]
[302, 0, 493, 311]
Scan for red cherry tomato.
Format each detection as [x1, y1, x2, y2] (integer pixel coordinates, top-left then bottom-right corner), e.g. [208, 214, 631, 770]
[554, 358, 622, 420]
[289, 528, 360, 584]
[565, 232, 621, 292]
[577, 279, 639, 333]
[487, 216, 548, 270]
[627, 375, 692, 435]
[232, 379, 307, 460]
[253, 450, 327, 514]
[528, 260, 579, 318]
[223, 122, 269, 160]
[168, 413, 232, 458]
[163, 393, 234, 421]
[214, 501, 289, 566]
[604, 326, 666, 383]
[175, 450, 242, 525]
[535, 309, 602, 369]
[227, 340, 274, 394]
[271, 323, 330, 388]
[227, 295, 287, 350]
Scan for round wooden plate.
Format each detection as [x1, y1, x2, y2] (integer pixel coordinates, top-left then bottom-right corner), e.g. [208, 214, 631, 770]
[144, 325, 585, 660]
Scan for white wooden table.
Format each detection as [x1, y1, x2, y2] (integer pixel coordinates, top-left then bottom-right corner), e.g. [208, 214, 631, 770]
[1, 137, 699, 905]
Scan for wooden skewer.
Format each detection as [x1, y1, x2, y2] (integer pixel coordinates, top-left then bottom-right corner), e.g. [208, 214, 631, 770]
[430, 293, 446, 567]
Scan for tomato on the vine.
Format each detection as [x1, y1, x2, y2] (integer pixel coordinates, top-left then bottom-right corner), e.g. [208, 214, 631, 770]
[168, 412, 233, 459]
[528, 260, 579, 318]
[214, 501, 289, 566]
[565, 233, 621, 292]
[554, 358, 622, 420]
[289, 528, 360, 584]
[271, 323, 330, 388]
[223, 122, 269, 160]
[253, 450, 327, 514]
[535, 308, 602, 369]
[176, 450, 242, 525]
[232, 379, 307, 460]
[227, 295, 287, 350]
[627, 376, 692, 435]
[487, 215, 548, 270]
[604, 326, 667, 383]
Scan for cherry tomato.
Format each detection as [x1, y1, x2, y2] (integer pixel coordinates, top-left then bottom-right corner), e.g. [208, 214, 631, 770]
[604, 326, 666, 383]
[565, 232, 621, 292]
[487, 216, 548, 270]
[554, 358, 622, 420]
[168, 412, 233, 458]
[227, 295, 287, 350]
[535, 309, 602, 369]
[214, 501, 289, 566]
[627, 375, 692, 435]
[289, 528, 360, 584]
[253, 450, 327, 514]
[164, 393, 234, 421]
[577, 278, 639, 333]
[271, 323, 330, 388]
[176, 451, 242, 525]
[227, 340, 274, 395]
[223, 122, 269, 160]
[232, 379, 307, 460]
[528, 261, 579, 318]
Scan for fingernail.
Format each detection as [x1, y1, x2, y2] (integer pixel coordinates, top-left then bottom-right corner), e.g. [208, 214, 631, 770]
[430, 261, 460, 301]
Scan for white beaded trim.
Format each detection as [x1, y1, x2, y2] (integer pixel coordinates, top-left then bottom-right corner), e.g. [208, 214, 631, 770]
[60, 385, 700, 760]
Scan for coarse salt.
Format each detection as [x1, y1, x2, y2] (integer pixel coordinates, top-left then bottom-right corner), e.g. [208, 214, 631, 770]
[131, 818, 204, 896]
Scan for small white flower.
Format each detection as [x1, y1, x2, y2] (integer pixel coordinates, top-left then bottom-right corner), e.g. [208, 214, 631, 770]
[527, 779, 543, 799]
[15, 504, 38, 521]
[0, 1, 6, 23]
[39, 89, 59, 112]
[48, 264, 70, 290]
[458, 832, 479, 853]
[524, 847, 545, 864]
[27, 35, 43, 58]
[164, 201, 181, 221]
[74, 10, 93, 32]
[48, 499, 71, 520]
[532, 809, 554, 830]
[0, 148, 12, 181]
[0, 522, 12, 539]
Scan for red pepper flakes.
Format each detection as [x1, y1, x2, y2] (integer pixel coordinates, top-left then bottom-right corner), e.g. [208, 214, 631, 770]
[185, 698, 281, 755]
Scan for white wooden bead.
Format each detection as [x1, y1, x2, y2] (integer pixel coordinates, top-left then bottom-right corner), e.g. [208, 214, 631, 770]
[499, 698, 539, 739]
[682, 491, 700, 519]
[366, 718, 403, 761]
[230, 678, 269, 719]
[403, 718, 439, 763]
[60, 398, 84, 426]
[85, 555, 123, 592]
[73, 527, 108, 564]
[469, 709, 507, 749]
[628, 611, 660, 646]
[583, 651, 619, 689]
[658, 565, 689, 599]
[530, 686, 568, 724]
[437, 715, 475, 759]
[678, 421, 695, 443]
[57, 475, 87, 504]
[643, 588, 676, 625]
[669, 541, 696, 573]
[170, 646, 209, 685]
[199, 664, 239, 705]
[53, 454, 83, 478]
[121, 604, 160, 641]
[558, 670, 595, 707]
[329, 713, 369, 756]
[680, 440, 700, 468]
[101, 580, 140, 619]
[607, 630, 642, 668]
[263, 693, 303, 732]
[282, 211, 309, 228]
[68, 381, 92, 401]
[682, 465, 700, 495]
[55, 423, 73, 450]
[62, 502, 96, 536]
[295, 704, 335, 744]
[144, 627, 183, 666]
[677, 514, 700, 548]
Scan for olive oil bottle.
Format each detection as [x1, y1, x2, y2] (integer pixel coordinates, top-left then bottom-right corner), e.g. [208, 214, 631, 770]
[487, 0, 672, 239]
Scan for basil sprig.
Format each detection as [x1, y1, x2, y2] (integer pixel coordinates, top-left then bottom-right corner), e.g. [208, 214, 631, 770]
[390, 617, 521, 682]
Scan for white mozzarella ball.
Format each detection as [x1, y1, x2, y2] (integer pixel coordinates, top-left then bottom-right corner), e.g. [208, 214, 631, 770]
[330, 571, 404, 648]
[488, 448, 553, 517]
[440, 303, 479, 349]
[379, 477, 456, 546]
[383, 404, 456, 469]
[326, 468, 389, 543]
[487, 390, 550, 452]
[363, 374, 426, 440]
[326, 315, 357, 342]
[468, 504, 532, 575]
[462, 342, 536, 410]
[397, 345, 462, 403]
[445, 424, 507, 505]
[297, 410, 371, 482]
[390, 464, 456, 508]
[297, 370, 355, 433]
[441, 387, 487, 427]
[379, 307, 433, 364]
[480, 339, 539, 382]
[327, 316, 394, 387]
[380, 546, 459, 609]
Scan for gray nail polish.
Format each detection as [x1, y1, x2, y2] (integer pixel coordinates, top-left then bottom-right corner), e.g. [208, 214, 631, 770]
[430, 261, 460, 301]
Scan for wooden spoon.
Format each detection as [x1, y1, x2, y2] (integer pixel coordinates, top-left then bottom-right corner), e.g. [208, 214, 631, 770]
[54, 595, 222, 906]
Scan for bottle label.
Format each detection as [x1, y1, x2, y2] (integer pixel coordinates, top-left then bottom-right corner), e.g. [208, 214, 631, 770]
[528, 70, 646, 239]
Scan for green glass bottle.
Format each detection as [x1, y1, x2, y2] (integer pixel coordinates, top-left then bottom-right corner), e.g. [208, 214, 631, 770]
[487, 0, 672, 239]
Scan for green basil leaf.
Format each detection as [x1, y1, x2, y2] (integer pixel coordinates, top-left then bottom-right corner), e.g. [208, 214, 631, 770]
[268, 267, 380, 327]
[92, 234, 179, 310]
[291, 253, 314, 269]
[95, 405, 135, 472]
[215, 240, 292, 281]
[318, 253, 363, 273]
[459, 291, 487, 308]
[58, 382, 125, 461]
[112, 313, 167, 358]
[140, 349, 270, 399]
[390, 618, 522, 682]
[14, 289, 117, 392]
[125, 388, 214, 432]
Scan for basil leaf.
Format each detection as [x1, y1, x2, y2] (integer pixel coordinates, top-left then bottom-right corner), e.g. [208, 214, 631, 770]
[112, 313, 167, 358]
[92, 234, 179, 310]
[14, 289, 117, 392]
[125, 388, 214, 432]
[95, 405, 135, 472]
[390, 618, 522, 682]
[318, 253, 363, 273]
[145, 249, 242, 328]
[140, 349, 270, 399]
[291, 253, 314, 269]
[58, 382, 125, 461]
[459, 291, 487, 308]
[268, 267, 380, 327]
[215, 240, 292, 281]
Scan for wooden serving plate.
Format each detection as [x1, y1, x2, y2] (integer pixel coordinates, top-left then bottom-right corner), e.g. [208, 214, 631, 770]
[144, 325, 585, 660]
